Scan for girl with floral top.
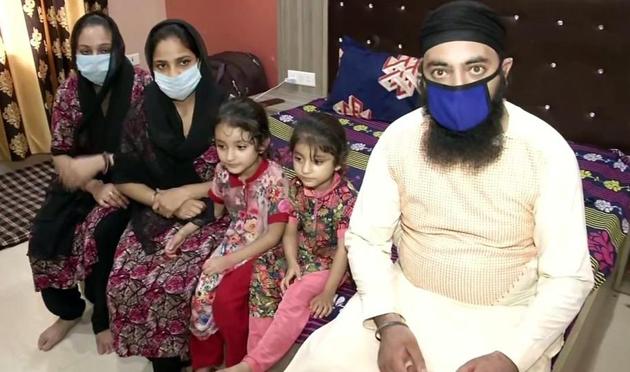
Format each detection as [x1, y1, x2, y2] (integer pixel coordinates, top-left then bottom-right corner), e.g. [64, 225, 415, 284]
[221, 113, 357, 372]
[165, 97, 291, 372]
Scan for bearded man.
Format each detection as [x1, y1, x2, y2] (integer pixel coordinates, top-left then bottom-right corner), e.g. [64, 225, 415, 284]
[285, 1, 594, 372]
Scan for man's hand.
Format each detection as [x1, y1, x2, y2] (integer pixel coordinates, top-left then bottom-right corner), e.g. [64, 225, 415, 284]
[456, 351, 518, 372]
[376, 314, 426, 372]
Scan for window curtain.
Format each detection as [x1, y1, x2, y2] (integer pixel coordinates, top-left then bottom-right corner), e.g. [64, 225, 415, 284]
[84, 0, 107, 13]
[0, 0, 108, 161]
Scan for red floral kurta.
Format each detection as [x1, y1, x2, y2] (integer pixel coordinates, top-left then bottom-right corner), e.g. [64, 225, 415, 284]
[30, 67, 152, 291]
[107, 122, 229, 358]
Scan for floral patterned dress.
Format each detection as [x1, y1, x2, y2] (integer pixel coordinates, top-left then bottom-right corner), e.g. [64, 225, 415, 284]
[190, 159, 291, 339]
[106, 111, 230, 358]
[29, 67, 151, 291]
[250, 174, 358, 317]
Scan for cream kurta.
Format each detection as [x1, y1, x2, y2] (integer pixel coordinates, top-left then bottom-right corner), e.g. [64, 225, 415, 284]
[286, 102, 594, 372]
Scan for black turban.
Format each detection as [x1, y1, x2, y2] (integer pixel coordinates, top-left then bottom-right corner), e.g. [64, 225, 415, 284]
[420, 1, 506, 56]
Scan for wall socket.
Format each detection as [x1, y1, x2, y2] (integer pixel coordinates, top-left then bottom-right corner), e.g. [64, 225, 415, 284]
[287, 70, 316, 87]
[126, 53, 140, 66]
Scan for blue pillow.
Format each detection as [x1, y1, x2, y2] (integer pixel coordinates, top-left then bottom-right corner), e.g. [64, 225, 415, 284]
[324, 37, 421, 123]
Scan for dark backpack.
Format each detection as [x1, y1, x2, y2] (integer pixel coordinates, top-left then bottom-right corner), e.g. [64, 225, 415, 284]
[208, 51, 269, 97]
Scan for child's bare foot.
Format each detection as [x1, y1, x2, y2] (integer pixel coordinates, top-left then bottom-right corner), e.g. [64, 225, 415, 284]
[218, 362, 251, 372]
[95, 329, 115, 354]
[194, 367, 213, 372]
[37, 318, 80, 351]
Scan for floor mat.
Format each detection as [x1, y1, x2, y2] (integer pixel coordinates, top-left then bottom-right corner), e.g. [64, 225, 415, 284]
[0, 161, 54, 249]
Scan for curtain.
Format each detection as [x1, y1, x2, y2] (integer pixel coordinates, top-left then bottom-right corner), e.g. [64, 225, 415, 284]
[0, 30, 29, 160]
[0, 0, 107, 161]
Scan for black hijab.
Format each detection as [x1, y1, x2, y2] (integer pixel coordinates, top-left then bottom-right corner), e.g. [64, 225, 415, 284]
[113, 19, 226, 253]
[114, 19, 225, 190]
[70, 11, 135, 156]
[29, 12, 134, 260]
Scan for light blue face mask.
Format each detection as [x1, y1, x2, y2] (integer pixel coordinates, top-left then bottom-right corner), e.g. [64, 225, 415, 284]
[76, 54, 111, 86]
[154, 63, 202, 101]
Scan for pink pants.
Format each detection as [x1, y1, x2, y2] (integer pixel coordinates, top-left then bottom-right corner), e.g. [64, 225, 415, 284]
[244, 270, 331, 372]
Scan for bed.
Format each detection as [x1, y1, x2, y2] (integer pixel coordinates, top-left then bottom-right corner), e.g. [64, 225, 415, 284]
[269, 1, 630, 370]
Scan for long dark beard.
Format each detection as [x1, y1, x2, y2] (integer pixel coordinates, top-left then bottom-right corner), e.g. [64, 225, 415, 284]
[421, 74, 508, 173]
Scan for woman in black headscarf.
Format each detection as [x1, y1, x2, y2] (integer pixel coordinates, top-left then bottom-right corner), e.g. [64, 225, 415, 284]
[106, 20, 229, 371]
[28, 12, 152, 353]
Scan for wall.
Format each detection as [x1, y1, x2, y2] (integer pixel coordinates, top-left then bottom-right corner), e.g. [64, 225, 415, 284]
[165, 0, 278, 85]
[109, 0, 167, 68]
[278, 0, 328, 96]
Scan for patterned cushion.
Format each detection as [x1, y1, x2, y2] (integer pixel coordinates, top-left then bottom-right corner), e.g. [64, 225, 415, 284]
[323, 36, 421, 123]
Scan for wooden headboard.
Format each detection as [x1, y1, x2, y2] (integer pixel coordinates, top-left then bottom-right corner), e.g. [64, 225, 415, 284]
[328, 1, 630, 152]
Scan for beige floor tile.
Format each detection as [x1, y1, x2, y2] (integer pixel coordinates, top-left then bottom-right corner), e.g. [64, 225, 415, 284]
[0, 243, 149, 371]
[0, 154, 50, 176]
[586, 292, 630, 372]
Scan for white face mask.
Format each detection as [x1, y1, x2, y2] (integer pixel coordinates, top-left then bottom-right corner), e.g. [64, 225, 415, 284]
[154, 64, 202, 101]
[76, 54, 111, 86]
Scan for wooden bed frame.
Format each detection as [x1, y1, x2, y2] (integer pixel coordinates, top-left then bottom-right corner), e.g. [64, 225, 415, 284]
[324, 1, 630, 371]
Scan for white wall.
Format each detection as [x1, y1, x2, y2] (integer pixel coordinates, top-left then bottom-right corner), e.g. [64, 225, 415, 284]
[109, 0, 166, 68]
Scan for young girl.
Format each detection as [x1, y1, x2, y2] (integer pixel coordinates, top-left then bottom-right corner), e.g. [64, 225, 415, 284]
[165, 97, 291, 372]
[221, 113, 358, 372]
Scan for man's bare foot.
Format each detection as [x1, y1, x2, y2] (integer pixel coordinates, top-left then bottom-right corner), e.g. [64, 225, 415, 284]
[95, 329, 115, 354]
[217, 362, 251, 372]
[37, 318, 80, 351]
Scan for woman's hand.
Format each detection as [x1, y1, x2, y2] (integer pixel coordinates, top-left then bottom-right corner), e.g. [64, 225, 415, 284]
[91, 183, 129, 209]
[57, 155, 105, 190]
[280, 263, 302, 293]
[152, 187, 190, 218]
[174, 199, 206, 220]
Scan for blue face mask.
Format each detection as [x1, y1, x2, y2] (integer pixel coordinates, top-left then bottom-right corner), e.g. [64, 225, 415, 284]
[154, 63, 202, 101]
[76, 54, 111, 86]
[424, 68, 500, 132]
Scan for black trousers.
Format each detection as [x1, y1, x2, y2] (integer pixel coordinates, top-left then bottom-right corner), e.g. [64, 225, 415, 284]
[41, 208, 129, 334]
[149, 357, 184, 372]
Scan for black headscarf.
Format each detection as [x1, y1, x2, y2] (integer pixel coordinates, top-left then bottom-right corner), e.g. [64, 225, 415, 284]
[420, 1, 506, 57]
[113, 19, 226, 253]
[29, 12, 134, 260]
[114, 19, 225, 190]
[70, 11, 135, 156]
